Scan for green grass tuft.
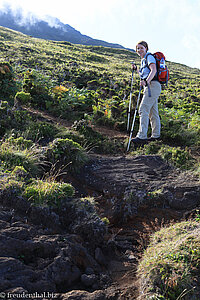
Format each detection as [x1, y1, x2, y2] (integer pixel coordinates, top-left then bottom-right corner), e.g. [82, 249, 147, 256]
[23, 179, 75, 207]
[137, 221, 200, 299]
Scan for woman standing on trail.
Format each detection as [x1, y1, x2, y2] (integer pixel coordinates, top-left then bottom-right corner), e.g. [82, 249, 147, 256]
[132, 41, 161, 144]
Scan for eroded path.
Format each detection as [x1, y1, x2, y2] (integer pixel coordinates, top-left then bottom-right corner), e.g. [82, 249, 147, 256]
[62, 154, 200, 299]
[1, 108, 199, 299]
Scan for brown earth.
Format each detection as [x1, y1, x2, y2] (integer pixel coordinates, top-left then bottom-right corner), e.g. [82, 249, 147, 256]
[0, 109, 199, 299]
[64, 153, 199, 299]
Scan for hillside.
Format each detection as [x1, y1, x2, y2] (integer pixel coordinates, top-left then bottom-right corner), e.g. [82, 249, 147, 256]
[0, 26, 199, 299]
[0, 8, 128, 49]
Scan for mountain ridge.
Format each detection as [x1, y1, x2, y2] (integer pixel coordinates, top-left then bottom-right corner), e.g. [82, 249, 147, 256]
[0, 23, 199, 300]
[0, 7, 132, 50]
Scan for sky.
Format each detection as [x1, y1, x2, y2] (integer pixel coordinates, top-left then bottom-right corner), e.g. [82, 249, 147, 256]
[0, 0, 200, 69]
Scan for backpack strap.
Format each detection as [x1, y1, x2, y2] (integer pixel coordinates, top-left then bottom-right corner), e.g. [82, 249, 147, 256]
[145, 53, 158, 81]
[140, 53, 157, 97]
[144, 79, 152, 97]
[140, 53, 156, 74]
[144, 54, 155, 97]
[147, 84, 151, 97]
[144, 53, 155, 69]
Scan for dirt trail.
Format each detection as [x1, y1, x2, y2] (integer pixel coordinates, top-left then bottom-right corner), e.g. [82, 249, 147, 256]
[66, 153, 199, 299]
[23, 106, 128, 139]
[19, 108, 200, 299]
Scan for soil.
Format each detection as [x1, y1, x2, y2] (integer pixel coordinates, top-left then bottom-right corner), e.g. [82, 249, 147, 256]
[66, 153, 199, 299]
[0, 108, 199, 299]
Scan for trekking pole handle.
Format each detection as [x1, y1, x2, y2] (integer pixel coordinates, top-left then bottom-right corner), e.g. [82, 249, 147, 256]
[131, 61, 137, 71]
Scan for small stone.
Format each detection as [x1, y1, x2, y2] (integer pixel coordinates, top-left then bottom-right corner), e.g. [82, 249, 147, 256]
[81, 274, 96, 287]
[125, 250, 137, 261]
[85, 267, 94, 275]
[95, 247, 107, 266]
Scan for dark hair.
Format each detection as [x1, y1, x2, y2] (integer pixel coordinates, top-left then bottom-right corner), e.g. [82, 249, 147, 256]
[136, 41, 149, 51]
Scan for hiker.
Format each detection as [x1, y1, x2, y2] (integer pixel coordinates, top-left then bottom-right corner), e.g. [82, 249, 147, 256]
[132, 41, 161, 143]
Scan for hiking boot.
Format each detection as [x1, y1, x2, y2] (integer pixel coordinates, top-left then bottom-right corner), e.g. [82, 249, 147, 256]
[131, 137, 147, 144]
[147, 137, 160, 142]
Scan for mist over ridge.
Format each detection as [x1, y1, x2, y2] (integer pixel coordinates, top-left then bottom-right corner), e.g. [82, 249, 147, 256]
[0, 4, 131, 49]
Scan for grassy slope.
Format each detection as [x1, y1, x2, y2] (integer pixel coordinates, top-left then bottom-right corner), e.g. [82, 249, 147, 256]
[1, 26, 199, 144]
[138, 220, 200, 299]
[1, 25, 199, 83]
[0, 26, 200, 299]
[0, 26, 136, 79]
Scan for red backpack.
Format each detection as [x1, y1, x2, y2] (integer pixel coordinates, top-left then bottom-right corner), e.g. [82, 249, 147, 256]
[146, 52, 169, 85]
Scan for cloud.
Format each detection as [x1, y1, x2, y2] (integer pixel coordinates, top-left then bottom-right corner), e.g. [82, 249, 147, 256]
[0, 0, 62, 28]
[0, 0, 200, 68]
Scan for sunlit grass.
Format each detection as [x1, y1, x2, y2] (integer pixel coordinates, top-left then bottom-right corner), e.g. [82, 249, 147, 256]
[137, 221, 200, 299]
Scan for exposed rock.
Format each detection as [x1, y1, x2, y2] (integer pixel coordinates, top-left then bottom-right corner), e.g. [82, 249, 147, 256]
[81, 274, 96, 287]
[0, 154, 199, 298]
[60, 287, 120, 300]
[0, 202, 107, 293]
[95, 247, 107, 266]
[85, 267, 94, 275]
[75, 155, 200, 221]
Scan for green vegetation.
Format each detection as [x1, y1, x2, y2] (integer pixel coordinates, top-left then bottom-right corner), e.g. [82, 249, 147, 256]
[131, 141, 195, 170]
[23, 179, 75, 207]
[46, 137, 88, 172]
[0, 25, 199, 200]
[0, 25, 199, 299]
[0, 136, 44, 177]
[137, 221, 200, 299]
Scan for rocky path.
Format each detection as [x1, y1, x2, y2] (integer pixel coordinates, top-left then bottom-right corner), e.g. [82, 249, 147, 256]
[62, 154, 200, 299]
[0, 155, 199, 299]
[0, 109, 199, 299]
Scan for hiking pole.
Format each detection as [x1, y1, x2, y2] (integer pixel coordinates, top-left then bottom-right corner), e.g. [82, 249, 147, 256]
[127, 63, 135, 131]
[127, 86, 142, 152]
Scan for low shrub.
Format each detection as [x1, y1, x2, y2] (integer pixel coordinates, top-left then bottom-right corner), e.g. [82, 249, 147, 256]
[23, 179, 75, 207]
[23, 121, 59, 142]
[130, 142, 194, 170]
[137, 221, 200, 299]
[72, 119, 123, 154]
[46, 138, 88, 172]
[158, 145, 194, 169]
[6, 136, 33, 149]
[0, 62, 17, 98]
[72, 119, 103, 139]
[159, 105, 200, 147]
[55, 128, 85, 145]
[22, 69, 53, 109]
[0, 175, 24, 197]
[0, 101, 11, 136]
[48, 86, 95, 119]
[14, 91, 32, 107]
[11, 110, 34, 129]
[0, 138, 45, 176]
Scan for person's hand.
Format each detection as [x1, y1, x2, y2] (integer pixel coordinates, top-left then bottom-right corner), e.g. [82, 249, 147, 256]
[146, 79, 151, 85]
[140, 80, 146, 87]
[132, 63, 137, 71]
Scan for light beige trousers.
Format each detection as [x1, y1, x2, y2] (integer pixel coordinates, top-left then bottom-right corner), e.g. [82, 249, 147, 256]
[136, 80, 161, 139]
